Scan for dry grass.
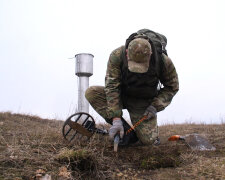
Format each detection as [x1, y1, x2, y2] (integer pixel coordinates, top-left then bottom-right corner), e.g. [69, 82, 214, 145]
[0, 112, 224, 180]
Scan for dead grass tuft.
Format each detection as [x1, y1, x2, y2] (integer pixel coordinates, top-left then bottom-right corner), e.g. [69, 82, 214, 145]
[57, 148, 97, 173]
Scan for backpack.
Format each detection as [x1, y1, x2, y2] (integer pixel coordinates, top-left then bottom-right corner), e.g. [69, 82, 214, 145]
[125, 29, 168, 56]
[120, 29, 167, 97]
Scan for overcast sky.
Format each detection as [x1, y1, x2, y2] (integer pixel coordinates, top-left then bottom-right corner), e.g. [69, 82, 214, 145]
[0, 0, 225, 124]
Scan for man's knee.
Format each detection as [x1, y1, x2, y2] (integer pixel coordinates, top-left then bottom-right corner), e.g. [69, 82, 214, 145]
[85, 86, 95, 102]
[138, 131, 159, 145]
[138, 127, 159, 145]
[135, 118, 159, 145]
[85, 86, 105, 103]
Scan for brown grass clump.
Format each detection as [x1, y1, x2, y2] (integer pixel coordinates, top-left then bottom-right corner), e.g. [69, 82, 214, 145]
[0, 112, 225, 180]
[57, 148, 98, 177]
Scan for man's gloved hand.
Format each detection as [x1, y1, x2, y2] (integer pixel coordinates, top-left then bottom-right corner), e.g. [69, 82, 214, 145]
[109, 118, 124, 140]
[144, 105, 157, 119]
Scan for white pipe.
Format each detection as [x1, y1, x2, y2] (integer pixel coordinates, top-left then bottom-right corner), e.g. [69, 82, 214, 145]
[78, 76, 89, 113]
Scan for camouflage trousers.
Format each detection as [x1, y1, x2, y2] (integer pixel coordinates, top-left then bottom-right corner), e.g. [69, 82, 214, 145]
[85, 86, 159, 145]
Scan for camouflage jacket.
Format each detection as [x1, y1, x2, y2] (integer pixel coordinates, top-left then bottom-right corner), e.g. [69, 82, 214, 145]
[105, 46, 179, 119]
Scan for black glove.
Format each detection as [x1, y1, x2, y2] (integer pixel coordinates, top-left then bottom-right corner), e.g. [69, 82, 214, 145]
[144, 105, 157, 119]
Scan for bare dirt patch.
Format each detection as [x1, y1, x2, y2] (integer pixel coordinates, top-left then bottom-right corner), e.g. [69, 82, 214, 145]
[0, 112, 224, 179]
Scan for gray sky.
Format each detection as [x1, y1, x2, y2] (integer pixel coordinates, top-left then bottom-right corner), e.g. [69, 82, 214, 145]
[0, 0, 225, 124]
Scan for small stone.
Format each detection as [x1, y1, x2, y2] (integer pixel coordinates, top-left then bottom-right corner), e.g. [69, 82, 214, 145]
[36, 169, 45, 174]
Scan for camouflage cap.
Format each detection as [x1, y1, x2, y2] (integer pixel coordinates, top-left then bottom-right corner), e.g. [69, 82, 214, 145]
[127, 38, 152, 73]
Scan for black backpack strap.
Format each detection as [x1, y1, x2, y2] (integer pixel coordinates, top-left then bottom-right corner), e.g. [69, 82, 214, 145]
[125, 32, 138, 49]
[120, 46, 127, 70]
[137, 29, 168, 55]
[120, 46, 129, 87]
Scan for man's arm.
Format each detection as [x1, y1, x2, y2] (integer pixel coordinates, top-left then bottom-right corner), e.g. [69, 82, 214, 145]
[104, 46, 123, 121]
[151, 54, 179, 112]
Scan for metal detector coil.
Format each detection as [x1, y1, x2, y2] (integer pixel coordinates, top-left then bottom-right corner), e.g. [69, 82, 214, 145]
[62, 112, 108, 142]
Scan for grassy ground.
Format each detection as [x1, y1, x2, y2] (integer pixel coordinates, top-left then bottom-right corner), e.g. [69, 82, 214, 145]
[0, 112, 224, 180]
